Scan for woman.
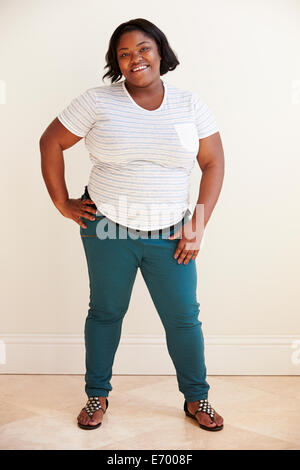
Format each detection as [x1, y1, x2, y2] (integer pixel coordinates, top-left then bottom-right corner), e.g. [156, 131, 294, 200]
[40, 18, 225, 432]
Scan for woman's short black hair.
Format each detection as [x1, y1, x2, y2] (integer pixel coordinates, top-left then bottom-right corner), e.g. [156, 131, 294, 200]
[102, 18, 180, 83]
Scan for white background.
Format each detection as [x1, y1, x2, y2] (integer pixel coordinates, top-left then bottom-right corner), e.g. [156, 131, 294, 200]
[0, 0, 299, 373]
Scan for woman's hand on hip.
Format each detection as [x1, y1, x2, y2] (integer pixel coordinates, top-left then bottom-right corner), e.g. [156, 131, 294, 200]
[168, 217, 204, 265]
[56, 198, 97, 229]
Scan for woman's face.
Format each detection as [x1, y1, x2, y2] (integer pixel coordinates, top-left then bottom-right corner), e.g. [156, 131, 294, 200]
[116, 30, 161, 86]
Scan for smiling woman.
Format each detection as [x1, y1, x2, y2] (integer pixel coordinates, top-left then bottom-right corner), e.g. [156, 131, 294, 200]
[40, 17, 224, 433]
[117, 30, 164, 109]
[103, 18, 179, 82]
[102, 19, 180, 111]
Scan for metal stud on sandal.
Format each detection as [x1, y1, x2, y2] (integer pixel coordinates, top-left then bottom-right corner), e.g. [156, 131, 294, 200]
[77, 396, 109, 430]
[184, 399, 223, 431]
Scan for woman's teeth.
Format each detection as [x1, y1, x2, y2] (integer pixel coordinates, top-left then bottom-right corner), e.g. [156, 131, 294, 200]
[132, 65, 149, 73]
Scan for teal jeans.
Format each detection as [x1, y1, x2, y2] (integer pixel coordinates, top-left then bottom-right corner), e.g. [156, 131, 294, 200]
[79, 186, 210, 402]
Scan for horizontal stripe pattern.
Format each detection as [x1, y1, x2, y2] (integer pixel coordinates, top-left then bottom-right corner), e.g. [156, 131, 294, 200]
[57, 77, 219, 230]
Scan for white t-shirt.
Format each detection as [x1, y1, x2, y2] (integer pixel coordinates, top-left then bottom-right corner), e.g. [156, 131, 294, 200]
[57, 77, 219, 230]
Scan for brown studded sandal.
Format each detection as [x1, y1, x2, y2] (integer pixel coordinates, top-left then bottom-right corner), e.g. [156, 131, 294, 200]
[184, 399, 223, 431]
[77, 397, 109, 430]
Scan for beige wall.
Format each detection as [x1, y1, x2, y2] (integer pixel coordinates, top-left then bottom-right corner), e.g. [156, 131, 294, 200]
[1, 0, 300, 342]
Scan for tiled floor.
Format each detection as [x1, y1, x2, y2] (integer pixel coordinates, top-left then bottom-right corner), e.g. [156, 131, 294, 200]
[0, 375, 299, 450]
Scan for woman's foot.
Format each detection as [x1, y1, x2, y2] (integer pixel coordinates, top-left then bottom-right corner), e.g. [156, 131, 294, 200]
[186, 400, 224, 429]
[77, 396, 107, 427]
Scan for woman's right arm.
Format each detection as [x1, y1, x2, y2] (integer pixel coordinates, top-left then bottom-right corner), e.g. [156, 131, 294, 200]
[39, 117, 97, 228]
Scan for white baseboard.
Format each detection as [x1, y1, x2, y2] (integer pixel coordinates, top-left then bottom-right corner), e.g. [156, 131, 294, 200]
[0, 334, 299, 374]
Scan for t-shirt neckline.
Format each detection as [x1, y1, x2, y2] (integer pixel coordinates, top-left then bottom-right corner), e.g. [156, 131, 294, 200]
[121, 77, 167, 113]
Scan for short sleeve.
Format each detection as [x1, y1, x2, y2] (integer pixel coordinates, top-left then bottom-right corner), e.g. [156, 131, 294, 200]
[192, 94, 219, 139]
[57, 88, 97, 137]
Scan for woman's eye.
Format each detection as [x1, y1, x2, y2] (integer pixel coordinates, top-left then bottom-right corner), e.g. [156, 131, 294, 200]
[120, 47, 149, 57]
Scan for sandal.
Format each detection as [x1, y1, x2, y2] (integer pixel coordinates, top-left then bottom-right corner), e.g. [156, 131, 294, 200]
[77, 397, 109, 430]
[184, 399, 223, 431]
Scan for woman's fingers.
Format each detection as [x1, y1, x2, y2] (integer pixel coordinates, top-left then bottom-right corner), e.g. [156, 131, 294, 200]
[80, 221, 87, 229]
[175, 247, 198, 264]
[82, 199, 95, 205]
[176, 248, 189, 264]
[80, 209, 96, 220]
[77, 200, 97, 228]
[182, 252, 194, 265]
[81, 199, 97, 218]
[77, 216, 87, 229]
[173, 238, 201, 265]
[82, 199, 97, 212]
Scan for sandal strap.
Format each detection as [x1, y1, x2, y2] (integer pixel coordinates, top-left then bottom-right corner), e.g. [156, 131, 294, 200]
[83, 397, 106, 418]
[195, 399, 215, 420]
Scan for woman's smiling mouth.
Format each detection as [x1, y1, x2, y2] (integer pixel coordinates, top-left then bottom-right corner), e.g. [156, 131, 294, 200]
[131, 64, 150, 73]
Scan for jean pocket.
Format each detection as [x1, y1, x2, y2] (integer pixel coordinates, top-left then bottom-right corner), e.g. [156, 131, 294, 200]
[174, 122, 199, 152]
[80, 215, 106, 238]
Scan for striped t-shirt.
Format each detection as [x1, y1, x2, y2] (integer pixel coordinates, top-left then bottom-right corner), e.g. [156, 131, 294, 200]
[57, 77, 219, 230]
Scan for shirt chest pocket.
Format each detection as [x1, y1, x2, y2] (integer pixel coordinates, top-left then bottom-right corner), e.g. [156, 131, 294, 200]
[174, 122, 199, 153]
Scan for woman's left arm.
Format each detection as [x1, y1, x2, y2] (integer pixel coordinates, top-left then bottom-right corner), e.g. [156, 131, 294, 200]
[168, 132, 225, 264]
[193, 131, 225, 230]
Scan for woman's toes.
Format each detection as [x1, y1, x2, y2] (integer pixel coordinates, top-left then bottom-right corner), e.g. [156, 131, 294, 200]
[206, 420, 217, 428]
[196, 412, 215, 427]
[200, 411, 223, 428]
[88, 410, 103, 426]
[214, 412, 224, 426]
[78, 410, 89, 425]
